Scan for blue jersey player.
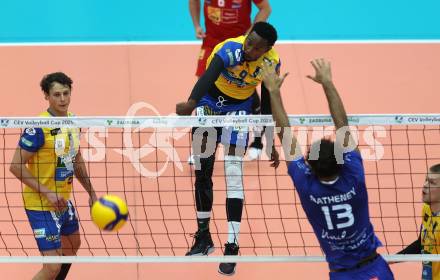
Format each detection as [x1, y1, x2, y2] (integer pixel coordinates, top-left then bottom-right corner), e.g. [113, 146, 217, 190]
[259, 59, 394, 280]
[176, 22, 280, 276]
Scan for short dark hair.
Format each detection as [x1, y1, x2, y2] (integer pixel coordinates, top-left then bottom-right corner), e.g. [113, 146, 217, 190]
[250, 22, 278, 46]
[40, 72, 73, 94]
[306, 139, 343, 179]
[430, 164, 440, 173]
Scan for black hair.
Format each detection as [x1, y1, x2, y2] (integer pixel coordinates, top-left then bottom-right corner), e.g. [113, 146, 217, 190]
[40, 72, 73, 94]
[250, 22, 278, 46]
[306, 139, 343, 179]
[430, 163, 440, 173]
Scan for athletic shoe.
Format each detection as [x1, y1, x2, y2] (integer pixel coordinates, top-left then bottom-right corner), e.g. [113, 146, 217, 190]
[185, 230, 214, 256]
[218, 243, 239, 276]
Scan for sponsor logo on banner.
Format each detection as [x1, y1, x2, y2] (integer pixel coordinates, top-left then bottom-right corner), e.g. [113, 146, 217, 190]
[152, 118, 168, 125]
[198, 117, 207, 126]
[395, 115, 404, 124]
[308, 117, 333, 124]
[106, 120, 113, 126]
[0, 119, 9, 127]
[407, 116, 440, 123]
[116, 120, 140, 126]
[348, 116, 360, 124]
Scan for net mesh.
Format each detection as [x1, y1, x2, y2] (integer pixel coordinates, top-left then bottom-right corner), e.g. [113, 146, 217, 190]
[0, 114, 439, 260]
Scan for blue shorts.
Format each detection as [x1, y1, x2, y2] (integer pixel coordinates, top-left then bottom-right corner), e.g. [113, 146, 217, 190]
[194, 94, 254, 148]
[329, 255, 394, 280]
[25, 201, 79, 252]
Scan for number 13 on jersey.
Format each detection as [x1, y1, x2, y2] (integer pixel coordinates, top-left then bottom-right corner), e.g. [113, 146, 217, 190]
[321, 204, 354, 230]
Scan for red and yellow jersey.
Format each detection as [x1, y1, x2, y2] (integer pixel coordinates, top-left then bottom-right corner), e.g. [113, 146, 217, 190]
[18, 111, 80, 211]
[203, 0, 263, 47]
[207, 35, 280, 100]
[421, 203, 440, 279]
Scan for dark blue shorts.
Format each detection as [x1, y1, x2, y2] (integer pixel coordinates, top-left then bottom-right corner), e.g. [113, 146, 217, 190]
[194, 94, 253, 148]
[25, 200, 79, 251]
[329, 255, 394, 280]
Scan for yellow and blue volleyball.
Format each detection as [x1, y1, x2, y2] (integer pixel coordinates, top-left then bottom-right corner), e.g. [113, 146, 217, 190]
[91, 195, 128, 231]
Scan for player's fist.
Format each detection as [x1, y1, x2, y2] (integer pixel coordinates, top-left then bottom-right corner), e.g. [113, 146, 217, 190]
[195, 26, 206, 39]
[176, 100, 197, 115]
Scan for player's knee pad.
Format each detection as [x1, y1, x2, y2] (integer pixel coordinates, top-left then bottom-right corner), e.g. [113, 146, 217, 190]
[224, 155, 244, 199]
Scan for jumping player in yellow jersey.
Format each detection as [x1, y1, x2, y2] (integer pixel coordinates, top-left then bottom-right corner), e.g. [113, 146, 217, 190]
[9, 72, 97, 280]
[398, 163, 440, 279]
[176, 22, 280, 275]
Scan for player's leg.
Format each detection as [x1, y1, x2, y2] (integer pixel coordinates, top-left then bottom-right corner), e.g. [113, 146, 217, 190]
[188, 45, 214, 165]
[26, 209, 64, 280]
[195, 46, 212, 77]
[218, 110, 249, 276]
[56, 201, 81, 280]
[34, 249, 63, 280]
[186, 106, 219, 256]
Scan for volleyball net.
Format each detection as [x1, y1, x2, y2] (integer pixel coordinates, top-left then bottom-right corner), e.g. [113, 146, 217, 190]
[0, 114, 439, 262]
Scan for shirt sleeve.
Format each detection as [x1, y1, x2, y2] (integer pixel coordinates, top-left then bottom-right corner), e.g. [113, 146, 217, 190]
[287, 157, 310, 191]
[188, 55, 225, 102]
[341, 150, 365, 184]
[214, 41, 243, 68]
[18, 128, 44, 152]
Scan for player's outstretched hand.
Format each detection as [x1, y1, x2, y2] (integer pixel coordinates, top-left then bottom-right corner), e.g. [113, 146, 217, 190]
[176, 100, 197, 115]
[306, 58, 333, 85]
[260, 60, 288, 93]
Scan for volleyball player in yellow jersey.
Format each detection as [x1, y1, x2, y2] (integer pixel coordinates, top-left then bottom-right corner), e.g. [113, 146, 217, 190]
[176, 22, 280, 275]
[398, 163, 440, 279]
[9, 72, 97, 280]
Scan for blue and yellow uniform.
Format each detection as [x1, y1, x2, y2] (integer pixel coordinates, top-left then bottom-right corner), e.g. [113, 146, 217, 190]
[196, 35, 280, 147]
[421, 203, 440, 279]
[19, 110, 80, 251]
[206, 35, 280, 100]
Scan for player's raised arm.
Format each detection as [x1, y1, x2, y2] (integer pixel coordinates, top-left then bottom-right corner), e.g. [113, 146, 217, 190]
[306, 59, 358, 151]
[176, 55, 225, 115]
[189, 0, 205, 39]
[253, 0, 272, 24]
[260, 61, 301, 166]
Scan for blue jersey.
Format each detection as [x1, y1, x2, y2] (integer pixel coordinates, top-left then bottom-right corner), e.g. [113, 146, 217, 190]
[288, 151, 382, 271]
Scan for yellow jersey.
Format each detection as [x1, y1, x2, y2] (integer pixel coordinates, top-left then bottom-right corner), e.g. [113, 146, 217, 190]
[206, 35, 280, 100]
[421, 203, 440, 279]
[19, 111, 80, 211]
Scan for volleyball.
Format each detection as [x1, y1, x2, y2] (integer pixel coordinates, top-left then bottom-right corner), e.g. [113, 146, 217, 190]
[91, 195, 129, 231]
